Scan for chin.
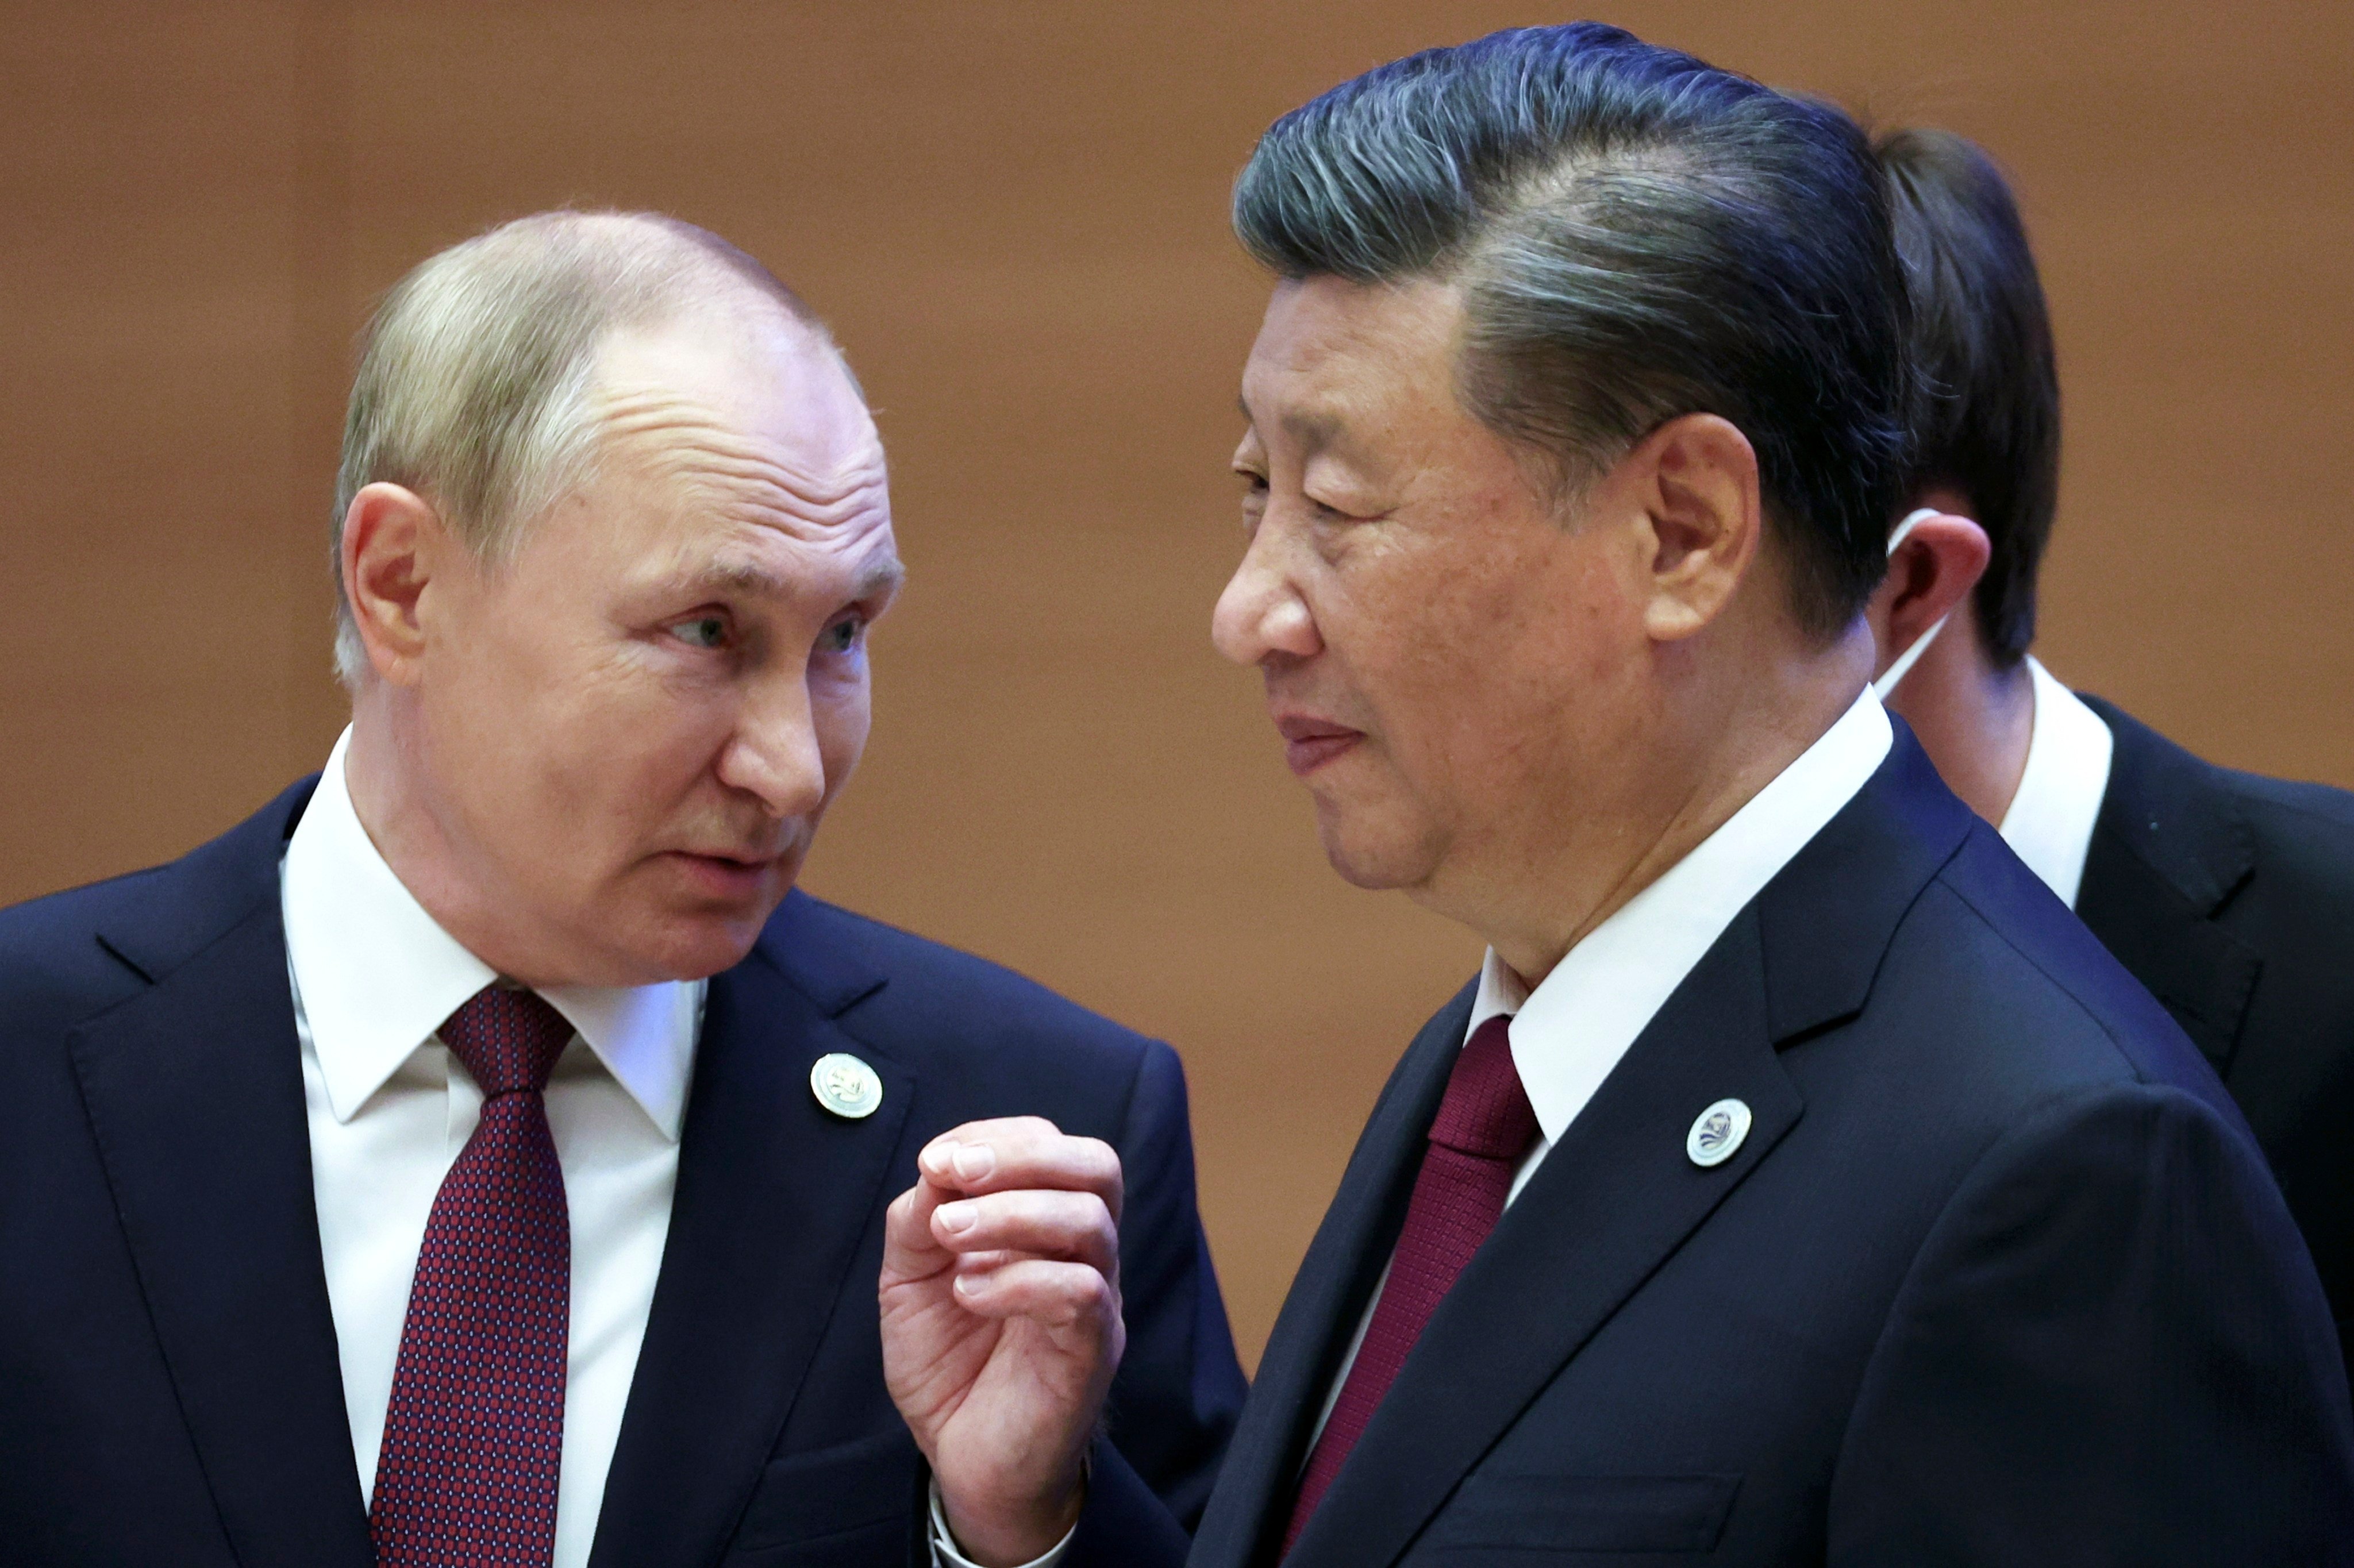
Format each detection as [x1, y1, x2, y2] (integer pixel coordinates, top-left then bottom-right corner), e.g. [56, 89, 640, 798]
[593, 901, 778, 984]
[1313, 805, 1440, 893]
[666, 911, 778, 980]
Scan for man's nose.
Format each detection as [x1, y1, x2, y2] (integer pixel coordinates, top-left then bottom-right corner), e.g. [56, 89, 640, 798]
[1212, 531, 1320, 667]
[716, 672, 830, 820]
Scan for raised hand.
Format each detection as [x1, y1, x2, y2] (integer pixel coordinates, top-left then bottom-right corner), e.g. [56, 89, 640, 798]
[879, 1117, 1126, 1567]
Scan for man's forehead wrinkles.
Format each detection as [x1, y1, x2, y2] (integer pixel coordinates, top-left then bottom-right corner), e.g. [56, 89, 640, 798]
[596, 389, 888, 518]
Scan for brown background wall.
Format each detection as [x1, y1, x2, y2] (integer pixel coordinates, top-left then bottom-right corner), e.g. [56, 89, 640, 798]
[5, 1, 2349, 1369]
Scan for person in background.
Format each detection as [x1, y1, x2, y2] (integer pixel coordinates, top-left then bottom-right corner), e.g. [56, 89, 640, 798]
[886, 24, 2354, 1566]
[1863, 126, 2354, 1373]
[0, 210, 1243, 1568]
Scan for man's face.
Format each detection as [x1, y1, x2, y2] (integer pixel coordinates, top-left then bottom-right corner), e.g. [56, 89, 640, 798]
[1214, 277, 1655, 904]
[413, 310, 901, 985]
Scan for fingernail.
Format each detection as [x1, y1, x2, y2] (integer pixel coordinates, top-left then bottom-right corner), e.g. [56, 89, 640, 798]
[920, 1141, 957, 1177]
[955, 1270, 992, 1296]
[951, 1143, 997, 1182]
[937, 1201, 976, 1234]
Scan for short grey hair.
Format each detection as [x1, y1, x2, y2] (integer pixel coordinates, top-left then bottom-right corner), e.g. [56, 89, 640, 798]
[330, 210, 828, 685]
[1232, 24, 1912, 638]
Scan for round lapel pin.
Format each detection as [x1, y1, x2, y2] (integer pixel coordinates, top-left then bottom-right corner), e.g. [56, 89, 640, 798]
[1686, 1098, 1752, 1168]
[809, 1052, 884, 1120]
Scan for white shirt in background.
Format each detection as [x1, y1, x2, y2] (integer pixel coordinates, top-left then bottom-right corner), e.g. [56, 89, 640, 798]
[1995, 656, 2116, 910]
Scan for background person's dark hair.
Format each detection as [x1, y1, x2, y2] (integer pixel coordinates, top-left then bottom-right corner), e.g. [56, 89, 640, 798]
[1876, 128, 2060, 668]
[1231, 22, 1913, 639]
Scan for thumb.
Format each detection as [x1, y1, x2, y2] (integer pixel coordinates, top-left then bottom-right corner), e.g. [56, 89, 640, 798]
[880, 1168, 960, 1285]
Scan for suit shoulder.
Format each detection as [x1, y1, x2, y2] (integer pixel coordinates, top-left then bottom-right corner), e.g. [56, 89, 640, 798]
[0, 861, 172, 1031]
[2220, 767, 2354, 861]
[2095, 695, 2354, 861]
[1903, 828, 2238, 1116]
[0, 861, 168, 937]
[769, 893, 1164, 1070]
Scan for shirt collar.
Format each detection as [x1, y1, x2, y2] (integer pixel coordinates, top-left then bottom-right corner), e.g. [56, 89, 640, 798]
[1995, 657, 2116, 911]
[282, 727, 700, 1137]
[1468, 688, 1894, 1145]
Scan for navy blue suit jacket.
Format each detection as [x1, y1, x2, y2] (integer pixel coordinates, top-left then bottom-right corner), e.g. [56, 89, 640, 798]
[2077, 696, 2354, 1372]
[1187, 730, 2354, 1568]
[0, 778, 1244, 1566]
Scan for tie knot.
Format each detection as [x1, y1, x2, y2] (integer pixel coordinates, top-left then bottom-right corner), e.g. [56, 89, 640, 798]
[438, 985, 574, 1099]
[1428, 1014, 1538, 1161]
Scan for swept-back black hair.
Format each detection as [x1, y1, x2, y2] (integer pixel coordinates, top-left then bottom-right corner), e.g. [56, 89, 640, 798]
[1233, 22, 1914, 638]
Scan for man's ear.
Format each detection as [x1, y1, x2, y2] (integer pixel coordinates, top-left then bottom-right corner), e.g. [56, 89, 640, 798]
[1863, 513, 1991, 677]
[341, 482, 454, 687]
[1625, 413, 1763, 643]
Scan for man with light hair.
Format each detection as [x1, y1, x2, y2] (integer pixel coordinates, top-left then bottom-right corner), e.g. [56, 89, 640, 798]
[0, 211, 1242, 1567]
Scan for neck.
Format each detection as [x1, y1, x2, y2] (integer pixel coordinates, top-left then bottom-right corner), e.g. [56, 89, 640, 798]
[1883, 612, 2035, 828]
[1438, 621, 1877, 989]
[344, 689, 545, 986]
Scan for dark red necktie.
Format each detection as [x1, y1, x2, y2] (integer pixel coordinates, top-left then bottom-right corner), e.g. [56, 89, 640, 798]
[1284, 1015, 1537, 1555]
[371, 985, 575, 1568]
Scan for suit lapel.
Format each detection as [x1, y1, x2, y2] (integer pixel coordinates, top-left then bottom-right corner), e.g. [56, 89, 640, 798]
[69, 783, 374, 1567]
[1226, 731, 1972, 1568]
[2076, 697, 2261, 1073]
[1187, 985, 1473, 1568]
[589, 926, 909, 1568]
[1283, 917, 1802, 1568]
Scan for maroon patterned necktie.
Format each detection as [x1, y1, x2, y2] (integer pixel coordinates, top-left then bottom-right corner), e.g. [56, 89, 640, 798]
[1284, 1015, 1537, 1555]
[371, 985, 575, 1568]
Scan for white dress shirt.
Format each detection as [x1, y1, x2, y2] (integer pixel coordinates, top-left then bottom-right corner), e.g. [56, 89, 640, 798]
[282, 728, 702, 1568]
[1306, 689, 1896, 1452]
[1995, 656, 2116, 910]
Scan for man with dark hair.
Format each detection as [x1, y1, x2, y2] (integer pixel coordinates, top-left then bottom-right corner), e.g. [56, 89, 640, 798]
[893, 24, 2353, 1566]
[1864, 127, 2354, 1373]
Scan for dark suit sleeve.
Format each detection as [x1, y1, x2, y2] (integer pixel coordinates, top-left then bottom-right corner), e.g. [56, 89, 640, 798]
[1828, 1081, 2354, 1566]
[1064, 1039, 1248, 1567]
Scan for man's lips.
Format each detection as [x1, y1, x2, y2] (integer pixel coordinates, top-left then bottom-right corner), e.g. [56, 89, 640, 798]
[663, 849, 786, 900]
[1273, 714, 1365, 777]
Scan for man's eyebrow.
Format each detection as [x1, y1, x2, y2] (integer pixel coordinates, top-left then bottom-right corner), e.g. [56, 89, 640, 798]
[679, 556, 905, 603]
[1236, 393, 1343, 454]
[851, 558, 907, 602]
[691, 559, 789, 596]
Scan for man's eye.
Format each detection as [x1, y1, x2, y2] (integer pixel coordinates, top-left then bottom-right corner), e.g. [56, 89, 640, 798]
[669, 615, 729, 650]
[820, 617, 866, 655]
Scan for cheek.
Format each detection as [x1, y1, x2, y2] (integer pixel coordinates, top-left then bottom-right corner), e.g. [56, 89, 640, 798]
[1351, 539, 1617, 789]
[528, 656, 740, 827]
[811, 667, 874, 787]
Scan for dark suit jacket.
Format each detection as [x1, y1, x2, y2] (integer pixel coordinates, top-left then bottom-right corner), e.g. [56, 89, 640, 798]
[2078, 696, 2354, 1368]
[1185, 730, 2354, 1568]
[0, 778, 1244, 1567]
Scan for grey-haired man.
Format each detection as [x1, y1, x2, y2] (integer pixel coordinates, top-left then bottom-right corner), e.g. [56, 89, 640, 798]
[897, 24, 2354, 1568]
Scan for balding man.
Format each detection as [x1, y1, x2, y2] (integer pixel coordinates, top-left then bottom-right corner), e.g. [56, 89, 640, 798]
[0, 213, 1241, 1568]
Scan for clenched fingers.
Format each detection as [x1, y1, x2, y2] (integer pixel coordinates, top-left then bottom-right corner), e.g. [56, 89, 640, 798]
[931, 1187, 1120, 1278]
[947, 1256, 1126, 1331]
[916, 1118, 1123, 1222]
